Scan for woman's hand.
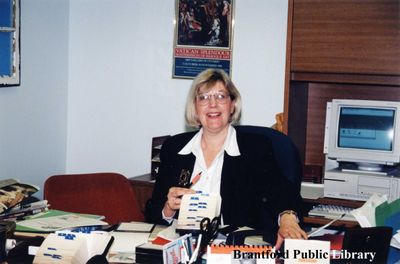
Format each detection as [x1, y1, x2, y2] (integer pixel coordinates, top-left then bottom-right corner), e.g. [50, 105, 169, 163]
[162, 187, 196, 217]
[275, 214, 308, 250]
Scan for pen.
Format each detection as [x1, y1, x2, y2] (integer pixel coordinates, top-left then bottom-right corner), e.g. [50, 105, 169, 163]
[177, 172, 203, 199]
[186, 171, 202, 188]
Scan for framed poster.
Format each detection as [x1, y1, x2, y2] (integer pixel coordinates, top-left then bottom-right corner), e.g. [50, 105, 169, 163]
[173, 0, 234, 79]
[0, 0, 20, 87]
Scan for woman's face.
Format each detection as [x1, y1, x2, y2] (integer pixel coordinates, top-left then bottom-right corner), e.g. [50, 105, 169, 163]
[195, 81, 235, 134]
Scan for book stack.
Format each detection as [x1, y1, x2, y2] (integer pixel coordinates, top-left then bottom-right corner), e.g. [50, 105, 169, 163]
[0, 200, 49, 221]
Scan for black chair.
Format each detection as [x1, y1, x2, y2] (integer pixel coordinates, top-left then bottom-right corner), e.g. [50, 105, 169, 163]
[235, 125, 302, 191]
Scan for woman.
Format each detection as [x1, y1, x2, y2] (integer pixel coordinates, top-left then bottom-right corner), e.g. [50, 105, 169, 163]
[146, 69, 307, 248]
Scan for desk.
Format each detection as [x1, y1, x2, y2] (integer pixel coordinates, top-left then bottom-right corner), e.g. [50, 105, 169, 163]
[302, 197, 363, 228]
[129, 175, 363, 228]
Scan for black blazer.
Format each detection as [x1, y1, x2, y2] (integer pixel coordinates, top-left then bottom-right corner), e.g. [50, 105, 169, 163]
[145, 129, 302, 233]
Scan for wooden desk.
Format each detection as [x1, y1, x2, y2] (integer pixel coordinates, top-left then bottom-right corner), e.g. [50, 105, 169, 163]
[128, 175, 363, 228]
[302, 197, 363, 228]
[129, 173, 155, 215]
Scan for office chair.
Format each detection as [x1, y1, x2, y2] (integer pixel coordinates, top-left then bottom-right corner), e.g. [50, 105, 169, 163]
[44, 172, 144, 225]
[235, 125, 302, 191]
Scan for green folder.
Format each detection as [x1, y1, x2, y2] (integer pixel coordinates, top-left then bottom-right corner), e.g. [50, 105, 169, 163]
[375, 198, 400, 226]
[15, 209, 105, 233]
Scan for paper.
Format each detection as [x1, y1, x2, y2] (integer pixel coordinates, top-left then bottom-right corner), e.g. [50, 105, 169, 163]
[391, 230, 400, 249]
[117, 222, 154, 232]
[17, 213, 107, 232]
[351, 193, 387, 227]
[109, 231, 150, 254]
[284, 239, 330, 264]
[163, 234, 193, 264]
[177, 193, 221, 231]
[156, 220, 180, 242]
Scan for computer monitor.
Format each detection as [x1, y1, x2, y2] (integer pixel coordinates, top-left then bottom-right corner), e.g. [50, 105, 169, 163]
[324, 99, 400, 171]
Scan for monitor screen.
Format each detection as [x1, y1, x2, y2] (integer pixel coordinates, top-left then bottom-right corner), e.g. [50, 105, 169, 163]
[324, 99, 400, 167]
[338, 107, 394, 151]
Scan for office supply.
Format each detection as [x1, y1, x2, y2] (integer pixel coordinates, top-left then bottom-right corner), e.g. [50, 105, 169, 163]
[116, 222, 154, 233]
[108, 230, 150, 256]
[16, 209, 107, 233]
[86, 235, 114, 264]
[391, 230, 400, 250]
[0, 200, 49, 221]
[0, 179, 40, 214]
[163, 234, 193, 264]
[308, 204, 356, 221]
[351, 194, 387, 227]
[152, 220, 179, 244]
[176, 193, 221, 233]
[187, 171, 202, 188]
[207, 244, 274, 264]
[33, 231, 113, 264]
[375, 196, 400, 226]
[199, 217, 219, 251]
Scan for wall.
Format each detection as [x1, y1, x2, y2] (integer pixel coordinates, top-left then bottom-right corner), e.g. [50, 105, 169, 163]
[66, 0, 289, 178]
[0, 0, 289, 196]
[0, 0, 69, 197]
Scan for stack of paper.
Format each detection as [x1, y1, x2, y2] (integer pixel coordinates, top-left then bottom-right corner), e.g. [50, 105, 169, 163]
[16, 210, 107, 233]
[107, 222, 154, 263]
[0, 200, 48, 220]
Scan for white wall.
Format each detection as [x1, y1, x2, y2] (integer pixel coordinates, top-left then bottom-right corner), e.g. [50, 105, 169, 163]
[0, 0, 69, 197]
[66, 0, 289, 178]
[0, 0, 288, 195]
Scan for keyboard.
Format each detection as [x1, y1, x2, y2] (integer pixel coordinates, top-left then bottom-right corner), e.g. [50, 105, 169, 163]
[308, 204, 357, 221]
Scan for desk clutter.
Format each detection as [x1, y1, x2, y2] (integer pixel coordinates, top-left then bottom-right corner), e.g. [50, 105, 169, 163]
[0, 179, 44, 219]
[1, 181, 400, 263]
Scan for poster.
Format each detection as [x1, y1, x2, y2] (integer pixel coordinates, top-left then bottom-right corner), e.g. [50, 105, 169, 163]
[173, 0, 234, 79]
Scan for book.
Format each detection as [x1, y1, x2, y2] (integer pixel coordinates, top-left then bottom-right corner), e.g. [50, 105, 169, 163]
[0, 179, 40, 214]
[0, 200, 49, 221]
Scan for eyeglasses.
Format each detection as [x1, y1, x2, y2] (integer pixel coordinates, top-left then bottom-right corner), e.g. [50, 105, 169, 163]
[196, 92, 231, 105]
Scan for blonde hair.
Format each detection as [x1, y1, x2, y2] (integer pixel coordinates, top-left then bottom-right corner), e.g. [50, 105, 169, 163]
[185, 69, 242, 127]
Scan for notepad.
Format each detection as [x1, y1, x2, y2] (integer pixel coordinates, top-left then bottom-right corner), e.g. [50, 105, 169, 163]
[176, 193, 221, 232]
